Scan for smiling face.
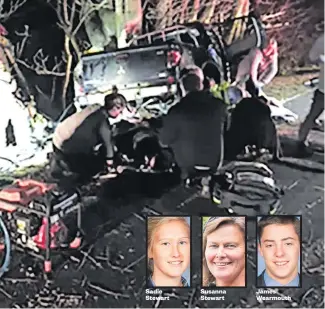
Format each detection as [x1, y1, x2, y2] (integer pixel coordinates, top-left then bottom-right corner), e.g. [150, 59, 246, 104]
[205, 224, 246, 286]
[258, 224, 300, 284]
[149, 220, 190, 281]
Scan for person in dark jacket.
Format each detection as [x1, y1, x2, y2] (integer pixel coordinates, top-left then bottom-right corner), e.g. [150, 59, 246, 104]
[224, 96, 279, 160]
[49, 93, 127, 187]
[158, 66, 227, 183]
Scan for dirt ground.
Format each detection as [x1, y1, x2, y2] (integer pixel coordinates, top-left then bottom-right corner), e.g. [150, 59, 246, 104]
[0, 125, 323, 308]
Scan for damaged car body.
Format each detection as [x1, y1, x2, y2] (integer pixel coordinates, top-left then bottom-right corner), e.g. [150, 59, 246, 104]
[73, 14, 267, 114]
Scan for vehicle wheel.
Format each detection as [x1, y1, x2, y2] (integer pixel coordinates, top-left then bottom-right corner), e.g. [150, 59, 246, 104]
[0, 217, 11, 278]
[0, 156, 19, 174]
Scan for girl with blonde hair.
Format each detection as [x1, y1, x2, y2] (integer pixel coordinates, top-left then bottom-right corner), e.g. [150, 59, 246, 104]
[147, 216, 190, 287]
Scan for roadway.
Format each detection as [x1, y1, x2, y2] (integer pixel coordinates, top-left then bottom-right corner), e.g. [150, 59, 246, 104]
[0, 94, 323, 308]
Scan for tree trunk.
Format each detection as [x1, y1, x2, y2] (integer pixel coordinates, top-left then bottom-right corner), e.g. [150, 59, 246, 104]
[62, 34, 72, 110]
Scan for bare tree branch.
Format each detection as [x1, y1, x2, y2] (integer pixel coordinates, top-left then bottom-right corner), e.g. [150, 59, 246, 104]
[0, 0, 27, 21]
[16, 49, 66, 76]
[8, 24, 67, 78]
[14, 24, 30, 58]
[45, 0, 114, 108]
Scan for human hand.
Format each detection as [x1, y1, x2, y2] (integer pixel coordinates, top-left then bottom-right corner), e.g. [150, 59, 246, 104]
[141, 120, 150, 128]
[106, 159, 114, 166]
[125, 16, 142, 35]
[127, 116, 143, 124]
[106, 159, 117, 173]
[255, 81, 264, 89]
[145, 155, 156, 169]
[208, 78, 216, 87]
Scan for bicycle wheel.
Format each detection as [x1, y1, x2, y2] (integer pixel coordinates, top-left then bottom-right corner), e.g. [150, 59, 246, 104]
[0, 216, 11, 277]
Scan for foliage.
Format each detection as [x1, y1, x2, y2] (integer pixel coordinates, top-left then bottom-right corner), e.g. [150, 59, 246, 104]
[202, 216, 209, 228]
[143, 0, 324, 74]
[1, 0, 323, 113]
[0, 164, 46, 188]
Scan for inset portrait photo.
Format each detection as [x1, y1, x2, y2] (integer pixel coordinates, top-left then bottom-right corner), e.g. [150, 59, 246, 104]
[146, 216, 191, 288]
[202, 216, 247, 287]
[256, 215, 302, 288]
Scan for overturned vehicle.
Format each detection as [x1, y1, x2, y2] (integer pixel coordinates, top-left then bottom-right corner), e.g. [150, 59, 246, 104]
[73, 15, 267, 114]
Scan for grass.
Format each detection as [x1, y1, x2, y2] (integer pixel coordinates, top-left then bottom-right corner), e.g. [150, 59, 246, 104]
[202, 216, 209, 227]
[263, 72, 318, 101]
[0, 164, 46, 187]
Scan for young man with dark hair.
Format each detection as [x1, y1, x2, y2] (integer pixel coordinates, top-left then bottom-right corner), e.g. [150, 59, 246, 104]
[49, 93, 128, 187]
[158, 66, 227, 184]
[257, 216, 301, 287]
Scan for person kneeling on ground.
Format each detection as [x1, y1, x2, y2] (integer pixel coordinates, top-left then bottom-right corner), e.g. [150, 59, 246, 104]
[158, 66, 227, 192]
[114, 123, 174, 172]
[49, 93, 128, 187]
[225, 96, 280, 160]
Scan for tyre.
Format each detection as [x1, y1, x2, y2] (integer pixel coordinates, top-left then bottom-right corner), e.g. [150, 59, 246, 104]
[0, 216, 11, 278]
[0, 156, 19, 174]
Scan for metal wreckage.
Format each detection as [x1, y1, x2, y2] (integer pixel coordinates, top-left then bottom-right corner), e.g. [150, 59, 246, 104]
[0, 12, 321, 288]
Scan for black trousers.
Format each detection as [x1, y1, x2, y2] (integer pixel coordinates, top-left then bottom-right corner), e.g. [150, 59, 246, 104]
[299, 89, 324, 143]
[48, 145, 106, 189]
[246, 77, 260, 98]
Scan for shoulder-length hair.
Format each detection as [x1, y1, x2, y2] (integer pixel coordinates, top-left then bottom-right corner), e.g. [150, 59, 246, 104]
[147, 217, 190, 275]
[202, 217, 245, 286]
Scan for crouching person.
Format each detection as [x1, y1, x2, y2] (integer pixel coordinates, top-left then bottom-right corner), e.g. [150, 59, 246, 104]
[48, 94, 127, 188]
[158, 66, 227, 194]
[225, 96, 280, 160]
